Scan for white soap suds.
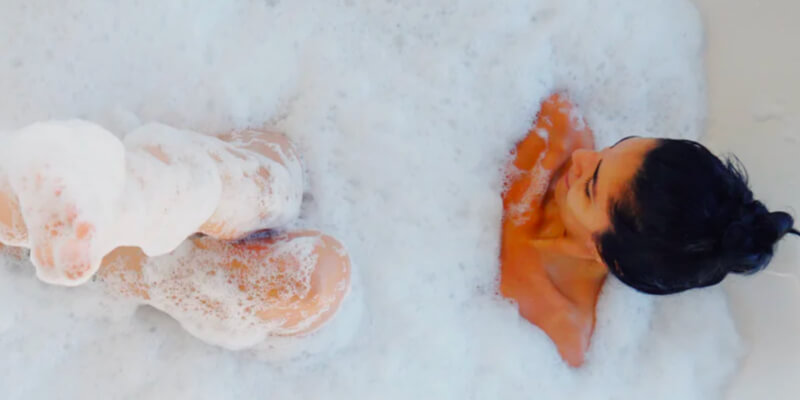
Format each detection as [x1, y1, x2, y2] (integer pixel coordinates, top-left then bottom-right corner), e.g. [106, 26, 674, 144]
[0, 1, 743, 400]
[0, 122, 303, 286]
[99, 234, 334, 350]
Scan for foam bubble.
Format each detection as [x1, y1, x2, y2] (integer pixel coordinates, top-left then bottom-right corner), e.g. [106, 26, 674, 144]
[0, 1, 741, 399]
[0, 121, 303, 286]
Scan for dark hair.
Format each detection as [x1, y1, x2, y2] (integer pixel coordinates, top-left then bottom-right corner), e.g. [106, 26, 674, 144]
[597, 139, 798, 295]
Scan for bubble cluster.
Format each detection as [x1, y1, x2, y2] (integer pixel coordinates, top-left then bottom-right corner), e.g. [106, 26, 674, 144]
[0, 1, 741, 399]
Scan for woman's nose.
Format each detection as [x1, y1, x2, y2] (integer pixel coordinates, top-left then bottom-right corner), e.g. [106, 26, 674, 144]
[570, 149, 598, 178]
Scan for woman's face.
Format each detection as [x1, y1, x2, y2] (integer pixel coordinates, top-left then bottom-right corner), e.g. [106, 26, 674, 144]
[553, 137, 659, 258]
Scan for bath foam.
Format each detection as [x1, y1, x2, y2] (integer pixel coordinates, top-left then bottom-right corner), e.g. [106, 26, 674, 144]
[0, 1, 742, 400]
[0, 121, 128, 283]
[0, 121, 303, 286]
[99, 234, 329, 350]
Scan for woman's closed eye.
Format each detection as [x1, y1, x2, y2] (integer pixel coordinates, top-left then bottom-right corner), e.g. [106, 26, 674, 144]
[585, 160, 602, 201]
[584, 178, 592, 199]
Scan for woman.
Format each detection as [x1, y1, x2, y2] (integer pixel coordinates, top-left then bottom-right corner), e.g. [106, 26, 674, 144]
[500, 94, 798, 367]
[0, 123, 351, 348]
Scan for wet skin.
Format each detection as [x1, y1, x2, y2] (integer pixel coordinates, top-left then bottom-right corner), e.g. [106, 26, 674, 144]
[500, 93, 656, 366]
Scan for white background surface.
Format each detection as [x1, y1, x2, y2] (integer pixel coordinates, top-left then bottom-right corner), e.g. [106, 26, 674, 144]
[0, 0, 794, 398]
[694, 1, 800, 398]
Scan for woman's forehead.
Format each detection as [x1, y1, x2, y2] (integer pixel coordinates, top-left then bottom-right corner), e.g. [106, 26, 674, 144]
[598, 138, 658, 201]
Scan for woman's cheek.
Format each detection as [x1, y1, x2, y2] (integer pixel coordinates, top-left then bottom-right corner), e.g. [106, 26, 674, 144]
[567, 183, 579, 205]
[566, 187, 590, 224]
[565, 187, 580, 215]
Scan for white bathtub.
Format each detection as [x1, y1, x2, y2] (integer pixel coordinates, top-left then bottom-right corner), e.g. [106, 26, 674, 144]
[694, 1, 800, 398]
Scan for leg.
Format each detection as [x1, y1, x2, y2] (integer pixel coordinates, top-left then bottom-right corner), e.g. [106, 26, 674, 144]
[198, 129, 304, 240]
[97, 230, 351, 346]
[120, 125, 304, 247]
[0, 122, 304, 285]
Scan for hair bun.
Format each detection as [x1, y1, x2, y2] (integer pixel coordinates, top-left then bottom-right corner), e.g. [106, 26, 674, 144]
[721, 203, 795, 275]
[768, 211, 796, 237]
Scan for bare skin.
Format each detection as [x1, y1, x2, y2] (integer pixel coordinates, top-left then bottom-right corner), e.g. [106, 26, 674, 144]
[98, 230, 350, 338]
[500, 94, 656, 367]
[0, 127, 351, 340]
